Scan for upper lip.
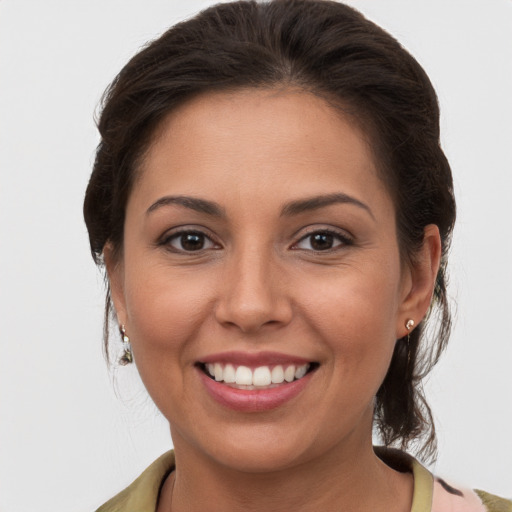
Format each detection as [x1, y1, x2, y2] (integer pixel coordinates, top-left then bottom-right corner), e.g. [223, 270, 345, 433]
[198, 351, 314, 367]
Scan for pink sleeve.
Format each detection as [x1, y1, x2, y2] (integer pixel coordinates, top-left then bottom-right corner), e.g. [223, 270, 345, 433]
[432, 477, 487, 512]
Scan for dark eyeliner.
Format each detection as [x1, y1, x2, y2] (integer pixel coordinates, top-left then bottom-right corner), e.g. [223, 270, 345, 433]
[292, 227, 354, 251]
[156, 227, 220, 253]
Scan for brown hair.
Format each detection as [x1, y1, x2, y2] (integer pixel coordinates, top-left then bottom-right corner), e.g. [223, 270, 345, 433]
[84, 0, 456, 461]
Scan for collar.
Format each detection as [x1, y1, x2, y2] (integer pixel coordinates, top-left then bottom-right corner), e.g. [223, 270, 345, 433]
[95, 448, 433, 512]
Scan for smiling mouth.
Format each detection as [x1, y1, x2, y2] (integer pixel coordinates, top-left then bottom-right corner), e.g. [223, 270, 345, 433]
[197, 362, 319, 389]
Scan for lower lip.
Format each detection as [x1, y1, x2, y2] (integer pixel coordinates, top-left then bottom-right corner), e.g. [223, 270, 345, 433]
[198, 369, 314, 412]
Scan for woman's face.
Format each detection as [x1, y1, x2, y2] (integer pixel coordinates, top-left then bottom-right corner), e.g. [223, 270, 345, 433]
[109, 89, 428, 472]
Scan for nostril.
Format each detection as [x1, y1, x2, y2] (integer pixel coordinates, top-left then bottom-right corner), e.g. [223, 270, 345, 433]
[214, 275, 293, 333]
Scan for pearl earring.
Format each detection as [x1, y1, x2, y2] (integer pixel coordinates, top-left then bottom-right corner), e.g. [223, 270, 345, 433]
[119, 324, 133, 365]
[405, 319, 415, 370]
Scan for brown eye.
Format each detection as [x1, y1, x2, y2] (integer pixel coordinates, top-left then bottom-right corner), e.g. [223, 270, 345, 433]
[294, 230, 351, 251]
[167, 231, 216, 252]
[310, 233, 335, 250]
[180, 233, 205, 251]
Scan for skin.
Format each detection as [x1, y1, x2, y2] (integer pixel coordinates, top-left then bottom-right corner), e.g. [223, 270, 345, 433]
[106, 88, 441, 511]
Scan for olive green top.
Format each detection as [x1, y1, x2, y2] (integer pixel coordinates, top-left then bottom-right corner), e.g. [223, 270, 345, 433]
[95, 449, 511, 512]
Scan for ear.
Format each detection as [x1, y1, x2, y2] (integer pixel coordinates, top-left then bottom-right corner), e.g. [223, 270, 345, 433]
[396, 224, 442, 338]
[103, 242, 127, 326]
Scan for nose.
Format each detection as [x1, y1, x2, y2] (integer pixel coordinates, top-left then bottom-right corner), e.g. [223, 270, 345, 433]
[214, 245, 293, 334]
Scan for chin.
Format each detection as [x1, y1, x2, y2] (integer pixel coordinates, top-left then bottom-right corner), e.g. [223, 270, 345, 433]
[174, 421, 315, 474]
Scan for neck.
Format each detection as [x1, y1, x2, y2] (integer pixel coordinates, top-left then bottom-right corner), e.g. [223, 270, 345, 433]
[161, 432, 413, 512]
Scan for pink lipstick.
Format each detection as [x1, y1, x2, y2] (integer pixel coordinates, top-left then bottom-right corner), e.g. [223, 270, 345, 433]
[196, 351, 318, 412]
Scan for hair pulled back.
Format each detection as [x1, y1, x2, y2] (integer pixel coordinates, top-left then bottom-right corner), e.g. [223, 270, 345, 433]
[84, 0, 456, 461]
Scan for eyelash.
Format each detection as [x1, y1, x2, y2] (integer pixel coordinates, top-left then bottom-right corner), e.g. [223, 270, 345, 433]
[159, 229, 221, 253]
[158, 227, 353, 254]
[291, 228, 354, 252]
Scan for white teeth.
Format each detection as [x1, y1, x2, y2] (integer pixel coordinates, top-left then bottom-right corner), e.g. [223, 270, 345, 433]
[284, 365, 296, 382]
[223, 363, 236, 383]
[295, 364, 308, 379]
[214, 363, 223, 381]
[235, 365, 253, 385]
[253, 366, 272, 386]
[271, 365, 285, 384]
[204, 362, 311, 386]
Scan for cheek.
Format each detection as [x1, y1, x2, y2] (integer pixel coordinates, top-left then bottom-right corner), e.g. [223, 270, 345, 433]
[120, 262, 218, 416]
[122, 261, 213, 359]
[295, 261, 401, 381]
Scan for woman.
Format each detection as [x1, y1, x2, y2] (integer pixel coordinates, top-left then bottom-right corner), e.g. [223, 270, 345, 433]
[83, 1, 511, 510]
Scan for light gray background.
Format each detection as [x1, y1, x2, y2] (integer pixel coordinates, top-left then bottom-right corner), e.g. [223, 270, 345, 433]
[1, 1, 511, 510]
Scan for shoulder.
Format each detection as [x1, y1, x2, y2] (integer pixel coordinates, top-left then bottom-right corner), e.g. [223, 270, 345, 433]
[432, 476, 512, 512]
[474, 490, 512, 512]
[375, 447, 511, 512]
[95, 451, 175, 512]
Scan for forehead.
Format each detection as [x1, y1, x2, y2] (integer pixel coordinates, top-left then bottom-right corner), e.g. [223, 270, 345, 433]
[132, 88, 391, 215]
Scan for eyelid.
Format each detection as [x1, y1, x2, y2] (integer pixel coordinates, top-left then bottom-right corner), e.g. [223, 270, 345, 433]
[290, 226, 354, 251]
[157, 224, 353, 253]
[158, 225, 222, 252]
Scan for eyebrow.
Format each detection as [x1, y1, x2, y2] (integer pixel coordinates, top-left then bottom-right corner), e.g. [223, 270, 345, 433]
[146, 195, 225, 217]
[281, 193, 375, 220]
[146, 192, 374, 220]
